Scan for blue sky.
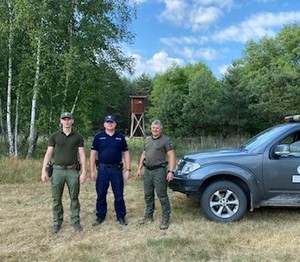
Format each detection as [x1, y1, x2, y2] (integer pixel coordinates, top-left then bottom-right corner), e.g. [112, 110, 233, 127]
[124, 0, 300, 79]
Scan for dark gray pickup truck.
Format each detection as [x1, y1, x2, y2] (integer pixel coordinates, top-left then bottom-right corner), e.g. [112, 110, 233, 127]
[169, 115, 300, 222]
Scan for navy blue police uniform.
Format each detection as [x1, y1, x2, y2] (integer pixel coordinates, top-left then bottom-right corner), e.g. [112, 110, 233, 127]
[91, 130, 128, 221]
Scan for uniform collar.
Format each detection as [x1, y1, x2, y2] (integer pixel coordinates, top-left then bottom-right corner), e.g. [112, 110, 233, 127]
[151, 134, 162, 140]
[104, 130, 116, 137]
[60, 128, 74, 135]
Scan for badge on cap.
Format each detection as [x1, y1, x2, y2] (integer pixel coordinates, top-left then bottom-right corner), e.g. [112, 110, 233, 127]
[60, 112, 73, 119]
[105, 115, 115, 122]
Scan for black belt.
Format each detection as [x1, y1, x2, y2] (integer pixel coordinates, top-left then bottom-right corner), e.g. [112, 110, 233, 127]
[53, 164, 76, 170]
[98, 163, 123, 169]
[144, 162, 168, 171]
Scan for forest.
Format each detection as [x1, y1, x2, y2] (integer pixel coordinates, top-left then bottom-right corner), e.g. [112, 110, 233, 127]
[1, 0, 300, 158]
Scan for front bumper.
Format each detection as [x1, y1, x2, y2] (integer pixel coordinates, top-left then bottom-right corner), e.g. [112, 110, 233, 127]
[168, 177, 202, 194]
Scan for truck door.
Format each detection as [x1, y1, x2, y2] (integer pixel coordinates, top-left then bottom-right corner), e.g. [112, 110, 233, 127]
[263, 132, 300, 198]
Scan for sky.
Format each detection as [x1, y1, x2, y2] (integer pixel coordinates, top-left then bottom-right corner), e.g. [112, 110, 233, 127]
[124, 0, 300, 79]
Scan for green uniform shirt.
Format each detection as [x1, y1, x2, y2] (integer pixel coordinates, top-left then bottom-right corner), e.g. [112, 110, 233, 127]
[144, 134, 174, 167]
[48, 129, 84, 165]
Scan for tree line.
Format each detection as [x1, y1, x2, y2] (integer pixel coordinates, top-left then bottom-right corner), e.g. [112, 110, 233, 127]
[0, 1, 300, 158]
[0, 0, 137, 157]
[148, 24, 300, 138]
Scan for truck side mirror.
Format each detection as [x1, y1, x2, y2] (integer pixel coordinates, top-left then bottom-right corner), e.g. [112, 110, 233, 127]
[274, 144, 290, 157]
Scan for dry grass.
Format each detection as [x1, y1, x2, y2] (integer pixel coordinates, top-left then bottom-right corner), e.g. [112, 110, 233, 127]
[1, 177, 300, 262]
[0, 135, 299, 262]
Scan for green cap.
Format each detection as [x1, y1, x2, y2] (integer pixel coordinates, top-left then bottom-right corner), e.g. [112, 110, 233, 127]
[60, 112, 73, 119]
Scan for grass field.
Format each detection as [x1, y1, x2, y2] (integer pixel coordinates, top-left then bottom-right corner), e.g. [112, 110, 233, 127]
[1, 175, 300, 262]
[1, 137, 300, 261]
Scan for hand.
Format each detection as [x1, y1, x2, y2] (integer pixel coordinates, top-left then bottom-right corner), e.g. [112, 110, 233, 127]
[137, 169, 142, 178]
[41, 171, 48, 182]
[124, 170, 130, 180]
[166, 172, 174, 182]
[79, 171, 87, 184]
[90, 170, 96, 181]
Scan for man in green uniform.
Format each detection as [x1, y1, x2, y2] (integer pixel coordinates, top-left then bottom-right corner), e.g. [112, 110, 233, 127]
[41, 112, 87, 234]
[137, 120, 176, 230]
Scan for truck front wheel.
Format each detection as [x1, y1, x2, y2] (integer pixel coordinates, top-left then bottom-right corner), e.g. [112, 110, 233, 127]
[200, 180, 247, 222]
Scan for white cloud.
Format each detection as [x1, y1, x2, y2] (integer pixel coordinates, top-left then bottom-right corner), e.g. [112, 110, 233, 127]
[196, 48, 219, 61]
[189, 6, 223, 31]
[158, 0, 235, 30]
[160, 36, 209, 46]
[178, 47, 219, 61]
[159, 0, 188, 26]
[127, 2, 300, 79]
[218, 64, 231, 76]
[214, 11, 300, 43]
[157, 10, 300, 67]
[196, 0, 234, 9]
[130, 53, 147, 76]
[146, 51, 184, 72]
[125, 50, 184, 78]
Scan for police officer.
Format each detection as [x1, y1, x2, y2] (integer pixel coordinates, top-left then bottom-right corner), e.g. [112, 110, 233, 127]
[137, 120, 176, 230]
[90, 115, 131, 226]
[41, 112, 87, 234]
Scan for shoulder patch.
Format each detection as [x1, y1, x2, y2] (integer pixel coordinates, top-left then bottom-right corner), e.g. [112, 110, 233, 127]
[169, 141, 175, 148]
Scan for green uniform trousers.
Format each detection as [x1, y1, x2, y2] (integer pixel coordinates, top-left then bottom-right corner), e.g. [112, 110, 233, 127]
[51, 169, 80, 226]
[143, 167, 171, 222]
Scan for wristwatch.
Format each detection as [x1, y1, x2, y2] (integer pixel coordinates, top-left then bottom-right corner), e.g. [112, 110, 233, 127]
[168, 170, 175, 174]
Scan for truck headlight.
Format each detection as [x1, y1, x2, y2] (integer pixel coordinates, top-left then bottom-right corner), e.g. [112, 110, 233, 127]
[180, 161, 201, 175]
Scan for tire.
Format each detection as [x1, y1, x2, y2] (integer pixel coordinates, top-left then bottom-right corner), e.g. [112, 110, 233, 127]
[200, 180, 247, 222]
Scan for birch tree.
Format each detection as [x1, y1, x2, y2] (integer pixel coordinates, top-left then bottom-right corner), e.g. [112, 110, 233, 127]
[27, 35, 41, 158]
[0, 0, 137, 157]
[6, 0, 14, 157]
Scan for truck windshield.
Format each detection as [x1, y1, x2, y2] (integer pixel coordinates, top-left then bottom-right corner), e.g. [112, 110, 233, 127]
[239, 125, 288, 152]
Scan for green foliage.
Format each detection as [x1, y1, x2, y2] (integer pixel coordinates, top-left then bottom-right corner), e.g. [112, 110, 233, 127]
[214, 63, 255, 135]
[1, 0, 300, 158]
[145, 24, 300, 138]
[182, 67, 219, 136]
[238, 24, 300, 131]
[173, 135, 248, 158]
[149, 63, 219, 136]
[130, 73, 153, 97]
[155, 87, 184, 136]
[0, 0, 137, 155]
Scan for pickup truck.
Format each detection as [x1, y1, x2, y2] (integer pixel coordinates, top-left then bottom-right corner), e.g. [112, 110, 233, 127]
[169, 115, 300, 222]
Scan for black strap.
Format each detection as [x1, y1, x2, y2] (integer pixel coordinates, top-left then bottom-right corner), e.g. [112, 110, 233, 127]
[145, 162, 168, 170]
[98, 162, 123, 169]
[53, 164, 76, 170]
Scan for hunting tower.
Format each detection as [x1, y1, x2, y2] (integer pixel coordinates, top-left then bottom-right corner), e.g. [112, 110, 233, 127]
[129, 96, 146, 137]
